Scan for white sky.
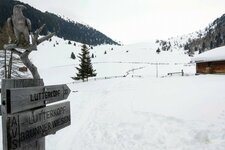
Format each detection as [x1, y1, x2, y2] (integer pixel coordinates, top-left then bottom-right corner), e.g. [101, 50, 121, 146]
[19, 0, 225, 44]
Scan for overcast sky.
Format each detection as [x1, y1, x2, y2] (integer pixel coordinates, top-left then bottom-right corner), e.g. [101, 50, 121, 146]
[19, 0, 225, 44]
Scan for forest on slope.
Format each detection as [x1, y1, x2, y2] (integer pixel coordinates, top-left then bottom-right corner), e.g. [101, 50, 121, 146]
[0, 0, 119, 48]
[184, 14, 225, 54]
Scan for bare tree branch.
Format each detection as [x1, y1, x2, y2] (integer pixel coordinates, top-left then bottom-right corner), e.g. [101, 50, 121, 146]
[3, 24, 55, 79]
[20, 50, 40, 79]
[37, 32, 55, 45]
[35, 24, 45, 35]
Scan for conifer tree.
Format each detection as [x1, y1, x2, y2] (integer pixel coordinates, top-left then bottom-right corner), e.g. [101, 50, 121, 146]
[74, 44, 96, 81]
[91, 53, 94, 58]
[156, 48, 161, 54]
[71, 52, 76, 59]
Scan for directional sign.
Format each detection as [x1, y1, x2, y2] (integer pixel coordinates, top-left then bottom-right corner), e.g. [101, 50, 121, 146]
[7, 101, 71, 149]
[6, 84, 71, 114]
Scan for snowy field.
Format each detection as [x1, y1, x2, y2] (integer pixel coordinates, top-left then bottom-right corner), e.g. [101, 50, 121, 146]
[1, 37, 225, 149]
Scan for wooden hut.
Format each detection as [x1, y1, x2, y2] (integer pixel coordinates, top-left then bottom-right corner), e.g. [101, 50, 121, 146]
[192, 46, 225, 74]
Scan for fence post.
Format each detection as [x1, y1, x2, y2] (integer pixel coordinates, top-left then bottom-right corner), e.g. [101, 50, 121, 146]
[156, 63, 159, 78]
[1, 79, 45, 150]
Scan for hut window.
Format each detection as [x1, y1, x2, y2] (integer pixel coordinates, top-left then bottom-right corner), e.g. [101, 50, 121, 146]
[207, 62, 212, 67]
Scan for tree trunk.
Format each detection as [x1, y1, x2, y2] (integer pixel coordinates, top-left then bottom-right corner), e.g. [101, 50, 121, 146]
[20, 50, 41, 79]
[3, 24, 55, 80]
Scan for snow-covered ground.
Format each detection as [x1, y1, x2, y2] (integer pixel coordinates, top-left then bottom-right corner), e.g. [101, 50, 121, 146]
[1, 37, 225, 150]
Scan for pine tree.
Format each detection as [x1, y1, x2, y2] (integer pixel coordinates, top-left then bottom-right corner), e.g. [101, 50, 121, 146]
[156, 48, 160, 54]
[71, 52, 76, 59]
[74, 44, 96, 81]
[210, 41, 214, 49]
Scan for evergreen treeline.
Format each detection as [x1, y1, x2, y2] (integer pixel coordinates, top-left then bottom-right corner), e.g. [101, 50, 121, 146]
[184, 14, 225, 55]
[0, 0, 119, 47]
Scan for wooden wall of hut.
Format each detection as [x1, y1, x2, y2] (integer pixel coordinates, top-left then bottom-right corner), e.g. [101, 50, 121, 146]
[196, 61, 225, 74]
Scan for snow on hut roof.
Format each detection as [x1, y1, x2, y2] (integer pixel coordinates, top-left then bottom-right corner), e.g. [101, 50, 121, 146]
[192, 46, 225, 63]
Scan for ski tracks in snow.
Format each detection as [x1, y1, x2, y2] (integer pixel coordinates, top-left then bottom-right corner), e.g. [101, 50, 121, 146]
[53, 79, 225, 150]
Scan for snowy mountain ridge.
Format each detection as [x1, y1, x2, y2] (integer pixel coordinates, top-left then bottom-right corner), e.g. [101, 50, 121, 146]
[0, 0, 119, 48]
[156, 29, 206, 53]
[159, 13, 225, 55]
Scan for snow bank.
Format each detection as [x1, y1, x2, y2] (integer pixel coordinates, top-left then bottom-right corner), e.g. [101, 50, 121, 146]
[46, 76, 225, 150]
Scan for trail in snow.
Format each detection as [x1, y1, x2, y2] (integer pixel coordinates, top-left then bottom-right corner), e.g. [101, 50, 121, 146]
[125, 67, 145, 77]
[47, 77, 225, 150]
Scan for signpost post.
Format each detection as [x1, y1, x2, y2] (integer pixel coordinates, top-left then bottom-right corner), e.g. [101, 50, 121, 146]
[1, 4, 66, 150]
[1, 79, 71, 150]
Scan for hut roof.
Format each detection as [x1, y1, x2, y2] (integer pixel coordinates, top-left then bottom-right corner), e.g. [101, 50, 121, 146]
[192, 46, 225, 63]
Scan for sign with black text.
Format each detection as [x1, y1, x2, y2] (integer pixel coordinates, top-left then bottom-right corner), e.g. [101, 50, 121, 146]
[6, 84, 71, 114]
[7, 101, 71, 149]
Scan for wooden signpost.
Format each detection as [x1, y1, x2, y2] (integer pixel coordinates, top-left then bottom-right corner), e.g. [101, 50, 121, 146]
[1, 79, 71, 150]
[6, 84, 71, 114]
[7, 102, 70, 149]
[2, 4, 66, 150]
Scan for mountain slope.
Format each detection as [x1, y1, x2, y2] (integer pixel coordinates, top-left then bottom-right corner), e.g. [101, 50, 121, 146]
[0, 0, 119, 46]
[154, 14, 225, 56]
[183, 14, 225, 55]
[180, 14, 225, 55]
[28, 39, 225, 150]
[1, 37, 225, 150]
